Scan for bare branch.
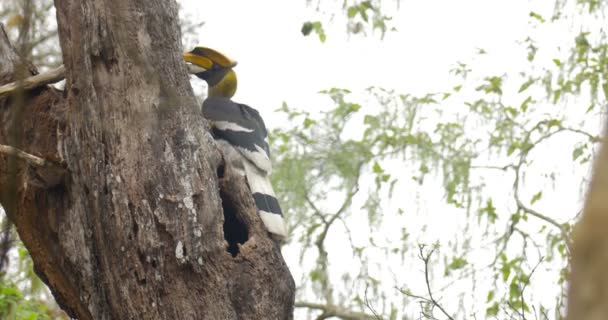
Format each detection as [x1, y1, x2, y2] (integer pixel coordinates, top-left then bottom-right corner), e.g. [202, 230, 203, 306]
[516, 257, 545, 320]
[295, 301, 379, 320]
[0, 143, 57, 167]
[0, 64, 64, 98]
[418, 245, 455, 320]
[516, 198, 566, 233]
[363, 286, 383, 320]
[511, 121, 571, 236]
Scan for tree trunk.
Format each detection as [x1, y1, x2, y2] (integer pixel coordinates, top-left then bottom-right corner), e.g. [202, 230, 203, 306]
[0, 0, 295, 318]
[567, 117, 608, 320]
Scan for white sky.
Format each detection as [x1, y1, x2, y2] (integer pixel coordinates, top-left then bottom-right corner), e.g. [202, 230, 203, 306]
[180, 0, 533, 110]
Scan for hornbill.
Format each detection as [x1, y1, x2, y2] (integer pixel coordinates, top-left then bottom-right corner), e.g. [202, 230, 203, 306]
[183, 47, 287, 240]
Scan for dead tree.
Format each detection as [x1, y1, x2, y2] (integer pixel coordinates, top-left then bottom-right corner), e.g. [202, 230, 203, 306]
[0, 1, 295, 319]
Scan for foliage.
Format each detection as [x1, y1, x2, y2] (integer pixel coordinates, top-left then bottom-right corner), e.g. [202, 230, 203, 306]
[302, 0, 396, 41]
[0, 282, 50, 320]
[0, 0, 60, 70]
[275, 0, 607, 318]
[0, 239, 65, 320]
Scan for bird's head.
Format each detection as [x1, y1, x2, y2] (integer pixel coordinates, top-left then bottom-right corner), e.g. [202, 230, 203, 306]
[184, 46, 238, 98]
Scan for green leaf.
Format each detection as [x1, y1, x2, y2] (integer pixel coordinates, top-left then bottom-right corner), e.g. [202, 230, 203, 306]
[520, 96, 532, 112]
[360, 7, 369, 22]
[553, 89, 562, 103]
[530, 191, 542, 204]
[507, 142, 518, 156]
[300, 21, 326, 43]
[509, 281, 521, 300]
[347, 6, 358, 18]
[309, 269, 323, 282]
[448, 257, 468, 270]
[301, 21, 313, 36]
[389, 307, 398, 320]
[545, 119, 562, 128]
[419, 164, 429, 174]
[572, 145, 585, 160]
[504, 106, 518, 117]
[479, 199, 497, 223]
[511, 213, 521, 224]
[501, 263, 511, 282]
[486, 302, 499, 316]
[486, 290, 495, 302]
[509, 300, 529, 312]
[529, 11, 545, 23]
[558, 243, 566, 257]
[518, 79, 534, 93]
[303, 117, 316, 129]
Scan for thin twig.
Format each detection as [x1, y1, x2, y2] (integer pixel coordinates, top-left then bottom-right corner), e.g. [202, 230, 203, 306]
[397, 286, 432, 303]
[364, 286, 383, 320]
[295, 301, 379, 320]
[511, 121, 569, 236]
[517, 257, 545, 320]
[419, 245, 455, 320]
[515, 196, 566, 234]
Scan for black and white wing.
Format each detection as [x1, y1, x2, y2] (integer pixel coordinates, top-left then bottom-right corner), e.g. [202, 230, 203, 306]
[203, 96, 287, 238]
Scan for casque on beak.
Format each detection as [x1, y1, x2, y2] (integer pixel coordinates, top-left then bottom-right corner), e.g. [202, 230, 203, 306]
[183, 47, 237, 75]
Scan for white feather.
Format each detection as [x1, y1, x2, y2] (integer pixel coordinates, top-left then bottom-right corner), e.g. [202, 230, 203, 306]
[214, 121, 254, 133]
[216, 140, 246, 175]
[239, 146, 272, 174]
[259, 210, 288, 238]
[242, 161, 275, 196]
[216, 140, 287, 238]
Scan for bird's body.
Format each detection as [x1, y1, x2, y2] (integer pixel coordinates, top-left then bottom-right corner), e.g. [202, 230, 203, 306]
[184, 47, 287, 239]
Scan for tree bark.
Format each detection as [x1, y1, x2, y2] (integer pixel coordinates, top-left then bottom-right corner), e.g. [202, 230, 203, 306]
[0, 0, 295, 318]
[566, 116, 608, 320]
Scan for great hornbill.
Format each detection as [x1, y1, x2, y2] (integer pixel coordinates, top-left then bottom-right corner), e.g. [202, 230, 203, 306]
[183, 47, 287, 240]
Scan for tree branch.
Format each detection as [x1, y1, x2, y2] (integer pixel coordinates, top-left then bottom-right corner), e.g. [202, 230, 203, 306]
[418, 245, 455, 320]
[0, 143, 58, 167]
[515, 196, 566, 234]
[0, 65, 64, 98]
[295, 301, 378, 320]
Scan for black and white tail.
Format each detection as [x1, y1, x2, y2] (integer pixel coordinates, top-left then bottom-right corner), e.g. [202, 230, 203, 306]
[203, 97, 288, 239]
[242, 161, 287, 238]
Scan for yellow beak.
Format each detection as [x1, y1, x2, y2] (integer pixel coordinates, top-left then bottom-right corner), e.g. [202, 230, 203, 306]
[183, 52, 213, 70]
[183, 47, 237, 69]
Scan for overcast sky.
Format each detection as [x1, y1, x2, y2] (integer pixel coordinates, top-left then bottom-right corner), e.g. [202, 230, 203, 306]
[179, 0, 535, 112]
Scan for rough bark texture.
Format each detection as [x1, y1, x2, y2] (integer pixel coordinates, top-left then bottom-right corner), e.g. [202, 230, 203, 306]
[567, 118, 608, 320]
[0, 1, 295, 319]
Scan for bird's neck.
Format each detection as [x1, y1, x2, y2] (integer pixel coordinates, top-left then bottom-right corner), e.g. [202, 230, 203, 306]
[208, 69, 237, 98]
